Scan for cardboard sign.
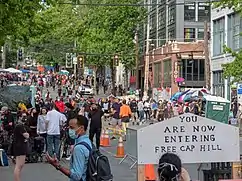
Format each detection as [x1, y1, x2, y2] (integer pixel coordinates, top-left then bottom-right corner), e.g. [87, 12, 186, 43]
[137, 113, 240, 164]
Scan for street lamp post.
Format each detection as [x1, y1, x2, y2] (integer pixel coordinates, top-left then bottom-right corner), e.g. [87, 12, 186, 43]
[112, 54, 119, 96]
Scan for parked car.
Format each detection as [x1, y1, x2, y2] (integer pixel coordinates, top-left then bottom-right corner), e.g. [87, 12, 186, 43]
[78, 84, 94, 95]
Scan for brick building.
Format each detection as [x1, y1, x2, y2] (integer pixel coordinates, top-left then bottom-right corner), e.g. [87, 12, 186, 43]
[136, 40, 206, 95]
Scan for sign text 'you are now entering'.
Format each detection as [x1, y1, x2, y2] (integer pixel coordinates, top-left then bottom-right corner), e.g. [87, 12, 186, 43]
[137, 113, 240, 164]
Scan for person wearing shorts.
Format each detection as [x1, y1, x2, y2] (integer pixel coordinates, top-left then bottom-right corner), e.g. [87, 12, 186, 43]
[111, 98, 121, 139]
[13, 121, 29, 181]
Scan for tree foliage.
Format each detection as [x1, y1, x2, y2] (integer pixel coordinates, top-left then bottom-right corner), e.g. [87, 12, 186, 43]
[214, 0, 242, 81]
[0, 0, 55, 45]
[25, 0, 145, 67]
[79, 0, 145, 68]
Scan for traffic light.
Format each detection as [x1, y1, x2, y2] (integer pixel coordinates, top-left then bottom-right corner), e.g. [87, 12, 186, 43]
[18, 49, 23, 61]
[77, 55, 84, 69]
[66, 53, 73, 68]
[113, 55, 119, 66]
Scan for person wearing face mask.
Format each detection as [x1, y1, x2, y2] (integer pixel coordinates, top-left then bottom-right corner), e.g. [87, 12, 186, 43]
[46, 115, 91, 181]
[27, 108, 39, 137]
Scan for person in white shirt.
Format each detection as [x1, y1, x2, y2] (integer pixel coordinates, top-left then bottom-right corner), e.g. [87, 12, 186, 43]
[137, 100, 144, 121]
[144, 101, 151, 119]
[46, 104, 65, 159]
[37, 108, 48, 152]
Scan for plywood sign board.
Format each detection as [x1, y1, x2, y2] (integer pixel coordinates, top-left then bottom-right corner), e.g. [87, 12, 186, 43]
[137, 113, 240, 164]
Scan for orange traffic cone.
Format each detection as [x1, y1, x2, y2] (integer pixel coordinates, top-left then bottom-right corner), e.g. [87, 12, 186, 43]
[115, 136, 125, 158]
[102, 130, 110, 147]
[145, 164, 156, 181]
[100, 129, 105, 146]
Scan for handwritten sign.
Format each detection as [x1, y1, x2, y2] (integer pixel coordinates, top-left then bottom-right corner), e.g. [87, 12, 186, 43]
[137, 113, 240, 164]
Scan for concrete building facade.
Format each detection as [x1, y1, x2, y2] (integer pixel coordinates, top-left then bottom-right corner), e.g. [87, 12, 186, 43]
[210, 7, 242, 100]
[140, 0, 210, 49]
[131, 0, 211, 90]
[138, 41, 205, 95]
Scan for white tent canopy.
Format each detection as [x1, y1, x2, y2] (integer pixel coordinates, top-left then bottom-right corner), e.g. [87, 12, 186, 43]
[4, 68, 22, 73]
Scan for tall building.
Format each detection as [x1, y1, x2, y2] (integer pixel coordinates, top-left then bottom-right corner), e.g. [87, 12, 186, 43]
[210, 7, 242, 100]
[130, 0, 211, 93]
[142, 0, 210, 49]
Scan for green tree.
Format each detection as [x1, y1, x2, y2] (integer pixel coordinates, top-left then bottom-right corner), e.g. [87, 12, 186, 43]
[27, 1, 87, 65]
[214, 1, 242, 81]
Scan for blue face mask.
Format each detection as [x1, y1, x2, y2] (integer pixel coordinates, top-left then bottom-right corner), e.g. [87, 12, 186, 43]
[68, 129, 77, 139]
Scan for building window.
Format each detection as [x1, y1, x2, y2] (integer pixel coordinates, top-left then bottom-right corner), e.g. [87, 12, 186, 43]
[198, 28, 204, 40]
[198, 3, 210, 21]
[184, 3, 195, 21]
[193, 60, 198, 81]
[168, 28, 176, 40]
[168, 3, 176, 26]
[213, 17, 225, 56]
[199, 59, 205, 81]
[154, 63, 161, 88]
[227, 13, 241, 50]
[181, 59, 205, 81]
[184, 28, 195, 42]
[163, 60, 172, 87]
[158, 5, 166, 30]
[158, 30, 166, 46]
[212, 71, 224, 98]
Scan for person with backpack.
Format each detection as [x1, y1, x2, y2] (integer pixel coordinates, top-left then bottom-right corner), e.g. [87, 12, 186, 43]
[46, 114, 113, 181]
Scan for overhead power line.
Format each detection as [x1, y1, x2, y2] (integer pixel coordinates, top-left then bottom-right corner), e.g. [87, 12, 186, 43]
[57, 0, 220, 7]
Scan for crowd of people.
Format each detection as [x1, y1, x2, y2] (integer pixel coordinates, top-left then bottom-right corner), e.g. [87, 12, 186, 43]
[0, 71, 208, 181]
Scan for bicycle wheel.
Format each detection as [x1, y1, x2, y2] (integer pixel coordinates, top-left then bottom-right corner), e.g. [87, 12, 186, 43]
[59, 138, 66, 160]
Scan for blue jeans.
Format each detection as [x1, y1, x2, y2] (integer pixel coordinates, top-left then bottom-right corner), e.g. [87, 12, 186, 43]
[47, 134, 60, 159]
[138, 110, 144, 121]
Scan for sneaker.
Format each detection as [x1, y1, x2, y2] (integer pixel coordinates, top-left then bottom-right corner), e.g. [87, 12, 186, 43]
[65, 156, 71, 161]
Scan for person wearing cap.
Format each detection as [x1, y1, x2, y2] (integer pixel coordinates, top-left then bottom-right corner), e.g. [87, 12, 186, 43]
[158, 153, 191, 181]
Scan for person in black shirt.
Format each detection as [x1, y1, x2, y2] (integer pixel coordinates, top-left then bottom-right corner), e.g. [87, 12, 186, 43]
[1, 107, 14, 136]
[88, 103, 104, 150]
[64, 103, 76, 160]
[13, 118, 29, 181]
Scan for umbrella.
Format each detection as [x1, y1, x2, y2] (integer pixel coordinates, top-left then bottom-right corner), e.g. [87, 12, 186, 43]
[178, 90, 195, 102]
[20, 69, 30, 73]
[171, 89, 190, 101]
[191, 90, 207, 97]
[59, 70, 69, 75]
[0, 68, 8, 72]
[170, 92, 183, 101]
[5, 68, 22, 73]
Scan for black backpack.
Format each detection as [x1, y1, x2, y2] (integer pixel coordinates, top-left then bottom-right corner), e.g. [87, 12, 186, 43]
[75, 142, 113, 181]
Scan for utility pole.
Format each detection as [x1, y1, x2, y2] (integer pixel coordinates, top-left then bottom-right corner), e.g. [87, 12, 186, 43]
[143, 13, 150, 101]
[1, 43, 6, 69]
[135, 30, 139, 90]
[204, 21, 211, 90]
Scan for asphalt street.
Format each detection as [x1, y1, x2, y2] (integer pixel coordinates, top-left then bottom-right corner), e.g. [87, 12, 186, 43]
[0, 148, 136, 181]
[1, 87, 137, 181]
